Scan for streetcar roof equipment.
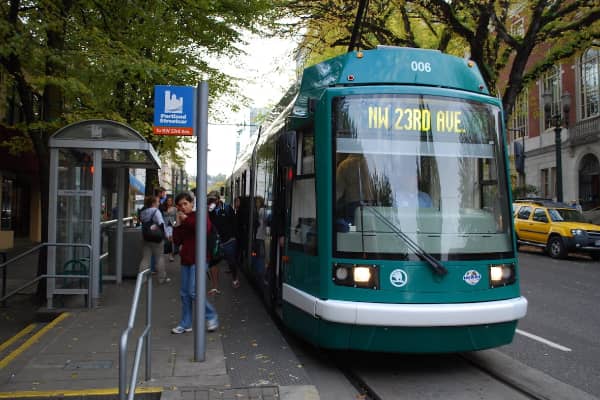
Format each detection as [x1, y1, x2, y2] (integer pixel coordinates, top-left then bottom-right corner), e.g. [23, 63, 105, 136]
[292, 46, 489, 118]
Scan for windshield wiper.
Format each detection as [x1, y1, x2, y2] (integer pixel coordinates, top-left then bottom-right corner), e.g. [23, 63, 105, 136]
[366, 207, 448, 276]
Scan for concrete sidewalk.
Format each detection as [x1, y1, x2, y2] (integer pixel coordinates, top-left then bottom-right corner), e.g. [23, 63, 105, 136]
[0, 257, 319, 399]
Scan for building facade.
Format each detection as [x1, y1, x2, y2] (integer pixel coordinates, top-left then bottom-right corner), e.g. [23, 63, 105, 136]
[507, 40, 600, 210]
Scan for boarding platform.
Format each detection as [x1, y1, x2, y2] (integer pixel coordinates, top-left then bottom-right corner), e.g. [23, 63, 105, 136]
[0, 256, 319, 399]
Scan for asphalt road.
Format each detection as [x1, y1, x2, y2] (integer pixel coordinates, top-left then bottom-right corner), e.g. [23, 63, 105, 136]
[500, 246, 600, 397]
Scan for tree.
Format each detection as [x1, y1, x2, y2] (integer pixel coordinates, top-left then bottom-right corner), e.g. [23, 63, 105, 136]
[0, 0, 275, 298]
[276, 0, 600, 119]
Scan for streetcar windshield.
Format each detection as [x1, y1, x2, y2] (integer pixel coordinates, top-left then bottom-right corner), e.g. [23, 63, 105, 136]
[333, 94, 513, 260]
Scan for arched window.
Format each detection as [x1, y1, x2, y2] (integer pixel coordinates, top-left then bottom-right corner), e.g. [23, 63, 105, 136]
[509, 88, 529, 139]
[578, 153, 600, 209]
[542, 65, 561, 129]
[580, 47, 600, 119]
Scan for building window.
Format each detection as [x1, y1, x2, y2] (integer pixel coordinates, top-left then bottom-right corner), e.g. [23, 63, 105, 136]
[509, 16, 525, 38]
[541, 167, 557, 199]
[580, 47, 600, 119]
[541, 168, 549, 198]
[542, 65, 561, 129]
[509, 88, 529, 140]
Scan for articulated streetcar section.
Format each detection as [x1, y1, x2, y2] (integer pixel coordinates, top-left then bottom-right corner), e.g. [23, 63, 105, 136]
[227, 46, 527, 354]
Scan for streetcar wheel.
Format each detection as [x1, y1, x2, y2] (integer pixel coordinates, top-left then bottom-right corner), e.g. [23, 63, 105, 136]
[547, 236, 567, 259]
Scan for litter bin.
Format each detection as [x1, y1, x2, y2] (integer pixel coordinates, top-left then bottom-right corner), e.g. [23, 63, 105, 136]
[107, 226, 143, 278]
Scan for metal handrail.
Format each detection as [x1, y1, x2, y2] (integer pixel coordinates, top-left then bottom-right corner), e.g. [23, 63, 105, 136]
[0, 242, 93, 309]
[119, 268, 152, 400]
[100, 217, 134, 228]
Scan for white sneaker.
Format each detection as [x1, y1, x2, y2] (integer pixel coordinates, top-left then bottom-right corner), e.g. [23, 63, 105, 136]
[207, 319, 219, 332]
[171, 326, 192, 334]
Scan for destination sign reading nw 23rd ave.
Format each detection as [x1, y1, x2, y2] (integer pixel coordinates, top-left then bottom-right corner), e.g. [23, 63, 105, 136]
[367, 106, 466, 134]
[153, 85, 195, 136]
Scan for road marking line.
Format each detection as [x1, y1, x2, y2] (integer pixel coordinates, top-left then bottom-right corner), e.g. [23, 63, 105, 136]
[0, 312, 71, 369]
[0, 323, 37, 353]
[516, 329, 572, 352]
[0, 387, 162, 398]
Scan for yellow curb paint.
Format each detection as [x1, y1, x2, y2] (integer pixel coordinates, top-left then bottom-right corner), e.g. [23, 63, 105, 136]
[0, 312, 71, 370]
[0, 386, 162, 398]
[0, 323, 37, 353]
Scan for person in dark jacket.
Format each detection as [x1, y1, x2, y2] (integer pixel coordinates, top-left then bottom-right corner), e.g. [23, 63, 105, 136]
[138, 195, 169, 283]
[208, 192, 240, 292]
[171, 191, 218, 334]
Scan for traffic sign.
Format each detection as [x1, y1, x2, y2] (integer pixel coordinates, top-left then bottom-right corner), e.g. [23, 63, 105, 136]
[153, 85, 195, 136]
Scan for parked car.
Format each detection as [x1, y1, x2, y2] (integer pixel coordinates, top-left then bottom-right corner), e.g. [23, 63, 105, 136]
[513, 199, 600, 260]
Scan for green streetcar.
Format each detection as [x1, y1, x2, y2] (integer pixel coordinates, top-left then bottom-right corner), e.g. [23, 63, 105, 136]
[227, 46, 527, 353]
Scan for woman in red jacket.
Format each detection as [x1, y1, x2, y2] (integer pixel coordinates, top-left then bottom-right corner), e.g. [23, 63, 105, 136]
[171, 191, 218, 334]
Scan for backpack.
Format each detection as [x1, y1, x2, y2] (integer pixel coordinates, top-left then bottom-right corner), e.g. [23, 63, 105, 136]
[207, 226, 223, 260]
[142, 209, 164, 243]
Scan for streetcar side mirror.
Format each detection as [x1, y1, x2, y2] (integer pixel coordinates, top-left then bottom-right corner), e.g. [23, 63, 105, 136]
[278, 130, 297, 167]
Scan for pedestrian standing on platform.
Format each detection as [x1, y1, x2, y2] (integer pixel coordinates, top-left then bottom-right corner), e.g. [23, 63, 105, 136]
[235, 196, 250, 267]
[138, 195, 170, 284]
[156, 186, 167, 206]
[171, 191, 219, 334]
[161, 196, 177, 262]
[208, 191, 240, 291]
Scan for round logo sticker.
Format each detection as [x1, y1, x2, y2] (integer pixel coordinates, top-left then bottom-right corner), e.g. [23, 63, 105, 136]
[463, 270, 482, 286]
[390, 269, 408, 287]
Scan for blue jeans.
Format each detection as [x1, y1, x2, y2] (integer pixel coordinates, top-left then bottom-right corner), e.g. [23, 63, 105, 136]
[221, 238, 239, 280]
[179, 264, 218, 329]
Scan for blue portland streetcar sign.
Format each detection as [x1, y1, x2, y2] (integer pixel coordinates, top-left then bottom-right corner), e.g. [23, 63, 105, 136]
[153, 85, 195, 136]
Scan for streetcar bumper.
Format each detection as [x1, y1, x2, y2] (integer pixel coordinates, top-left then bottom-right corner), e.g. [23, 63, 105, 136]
[283, 284, 527, 352]
[283, 284, 528, 327]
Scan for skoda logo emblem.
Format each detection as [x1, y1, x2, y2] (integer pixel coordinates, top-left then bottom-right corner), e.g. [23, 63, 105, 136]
[390, 269, 408, 287]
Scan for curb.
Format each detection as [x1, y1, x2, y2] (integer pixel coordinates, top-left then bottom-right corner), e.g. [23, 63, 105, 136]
[463, 349, 599, 400]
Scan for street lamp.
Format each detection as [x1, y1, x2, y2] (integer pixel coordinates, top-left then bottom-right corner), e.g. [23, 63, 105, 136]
[543, 90, 571, 203]
[509, 128, 525, 174]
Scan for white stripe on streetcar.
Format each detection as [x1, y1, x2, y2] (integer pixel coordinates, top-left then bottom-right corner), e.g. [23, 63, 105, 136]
[516, 329, 572, 352]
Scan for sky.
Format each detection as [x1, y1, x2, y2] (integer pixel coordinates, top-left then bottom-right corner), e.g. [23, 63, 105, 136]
[184, 34, 298, 177]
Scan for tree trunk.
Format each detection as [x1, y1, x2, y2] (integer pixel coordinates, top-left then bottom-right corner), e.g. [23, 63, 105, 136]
[35, 0, 72, 303]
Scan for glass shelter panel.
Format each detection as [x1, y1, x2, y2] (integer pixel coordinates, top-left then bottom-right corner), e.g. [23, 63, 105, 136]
[333, 94, 513, 261]
[56, 149, 94, 286]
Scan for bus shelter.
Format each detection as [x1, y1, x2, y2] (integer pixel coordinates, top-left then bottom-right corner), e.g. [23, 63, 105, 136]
[47, 120, 160, 307]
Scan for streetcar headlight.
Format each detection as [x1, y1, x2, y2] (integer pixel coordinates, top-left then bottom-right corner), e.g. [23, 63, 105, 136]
[332, 263, 379, 289]
[354, 267, 371, 282]
[489, 263, 516, 288]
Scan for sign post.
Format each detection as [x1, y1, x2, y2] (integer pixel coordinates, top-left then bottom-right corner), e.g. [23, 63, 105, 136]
[153, 85, 196, 136]
[194, 82, 209, 362]
[152, 83, 208, 361]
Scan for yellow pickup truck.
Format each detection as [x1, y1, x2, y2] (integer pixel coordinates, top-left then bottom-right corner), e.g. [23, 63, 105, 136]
[513, 199, 600, 260]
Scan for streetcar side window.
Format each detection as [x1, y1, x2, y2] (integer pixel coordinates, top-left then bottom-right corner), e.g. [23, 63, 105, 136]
[290, 130, 317, 255]
[299, 135, 315, 175]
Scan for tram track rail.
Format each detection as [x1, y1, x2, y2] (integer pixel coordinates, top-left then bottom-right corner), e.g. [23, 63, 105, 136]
[328, 349, 598, 400]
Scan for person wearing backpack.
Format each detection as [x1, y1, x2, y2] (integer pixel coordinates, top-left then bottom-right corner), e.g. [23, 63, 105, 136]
[208, 192, 240, 293]
[138, 195, 169, 284]
[171, 191, 219, 334]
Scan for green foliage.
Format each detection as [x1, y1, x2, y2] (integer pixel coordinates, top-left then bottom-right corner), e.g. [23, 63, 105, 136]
[1, 0, 277, 154]
[276, 1, 600, 120]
